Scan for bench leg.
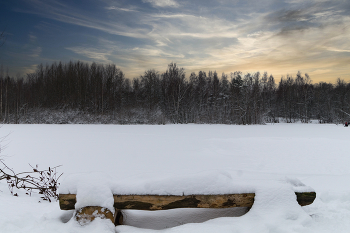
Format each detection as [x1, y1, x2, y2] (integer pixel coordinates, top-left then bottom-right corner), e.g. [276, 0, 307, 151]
[115, 209, 123, 226]
[75, 206, 115, 225]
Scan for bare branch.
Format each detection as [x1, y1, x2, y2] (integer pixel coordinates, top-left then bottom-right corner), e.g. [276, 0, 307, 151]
[337, 108, 350, 118]
[0, 160, 62, 201]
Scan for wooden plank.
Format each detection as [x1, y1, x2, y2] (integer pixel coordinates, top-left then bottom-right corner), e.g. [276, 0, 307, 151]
[113, 194, 255, 210]
[59, 193, 254, 210]
[59, 192, 316, 210]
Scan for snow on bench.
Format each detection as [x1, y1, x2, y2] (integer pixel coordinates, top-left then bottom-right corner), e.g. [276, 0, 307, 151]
[58, 172, 316, 226]
[59, 191, 316, 225]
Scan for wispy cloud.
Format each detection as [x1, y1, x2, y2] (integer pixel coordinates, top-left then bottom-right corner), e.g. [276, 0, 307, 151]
[325, 47, 350, 53]
[12, 0, 350, 81]
[29, 47, 42, 58]
[106, 6, 138, 12]
[23, 64, 38, 74]
[142, 0, 179, 8]
[66, 46, 112, 63]
[132, 47, 185, 58]
[29, 33, 37, 42]
[16, 0, 149, 39]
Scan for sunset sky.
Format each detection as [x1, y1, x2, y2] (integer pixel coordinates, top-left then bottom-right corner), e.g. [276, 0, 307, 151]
[0, 0, 349, 83]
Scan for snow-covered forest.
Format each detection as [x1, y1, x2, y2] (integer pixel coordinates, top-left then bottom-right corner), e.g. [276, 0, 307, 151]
[1, 61, 349, 124]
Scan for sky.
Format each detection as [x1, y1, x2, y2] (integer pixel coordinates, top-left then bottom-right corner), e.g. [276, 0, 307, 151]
[0, 0, 349, 83]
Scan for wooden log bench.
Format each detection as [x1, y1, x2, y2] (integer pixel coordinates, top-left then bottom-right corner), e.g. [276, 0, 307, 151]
[59, 191, 316, 226]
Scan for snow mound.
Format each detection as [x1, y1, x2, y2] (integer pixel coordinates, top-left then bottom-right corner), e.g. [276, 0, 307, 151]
[60, 172, 115, 212]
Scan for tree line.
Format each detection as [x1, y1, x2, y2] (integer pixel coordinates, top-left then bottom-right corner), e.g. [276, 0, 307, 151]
[0, 61, 349, 124]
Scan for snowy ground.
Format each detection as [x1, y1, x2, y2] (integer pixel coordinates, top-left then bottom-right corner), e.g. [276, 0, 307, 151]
[1, 123, 350, 233]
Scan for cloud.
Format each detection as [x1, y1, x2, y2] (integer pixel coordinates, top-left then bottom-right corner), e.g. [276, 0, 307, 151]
[132, 47, 184, 58]
[29, 47, 42, 57]
[16, 0, 149, 39]
[29, 33, 37, 42]
[66, 46, 112, 63]
[142, 0, 179, 8]
[146, 13, 240, 46]
[65, 0, 350, 81]
[267, 9, 310, 22]
[106, 6, 138, 12]
[325, 47, 350, 53]
[23, 64, 39, 74]
[12, 0, 350, 82]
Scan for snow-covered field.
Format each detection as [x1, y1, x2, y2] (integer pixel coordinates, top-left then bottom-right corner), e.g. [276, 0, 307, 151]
[1, 123, 350, 233]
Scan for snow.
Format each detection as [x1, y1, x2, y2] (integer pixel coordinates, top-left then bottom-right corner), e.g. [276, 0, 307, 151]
[0, 123, 350, 233]
[72, 173, 115, 213]
[62, 170, 258, 196]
